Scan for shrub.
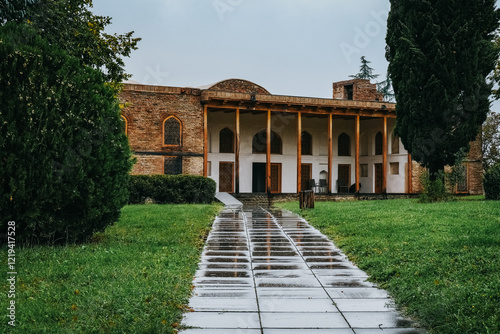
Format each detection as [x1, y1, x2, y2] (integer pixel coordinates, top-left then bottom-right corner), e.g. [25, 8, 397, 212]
[128, 175, 216, 204]
[484, 163, 500, 200]
[0, 24, 133, 245]
[419, 170, 452, 203]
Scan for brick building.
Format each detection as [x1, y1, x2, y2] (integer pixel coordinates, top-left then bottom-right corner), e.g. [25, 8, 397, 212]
[120, 78, 483, 195]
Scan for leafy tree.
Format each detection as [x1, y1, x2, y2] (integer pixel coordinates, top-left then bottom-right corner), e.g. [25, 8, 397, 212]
[349, 56, 379, 80]
[386, 0, 499, 178]
[0, 23, 133, 244]
[492, 34, 500, 100]
[483, 111, 500, 171]
[377, 73, 395, 102]
[1, 0, 140, 84]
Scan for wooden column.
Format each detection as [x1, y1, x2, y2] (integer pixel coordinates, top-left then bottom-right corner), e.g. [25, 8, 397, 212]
[355, 115, 360, 192]
[203, 104, 208, 177]
[297, 112, 302, 193]
[408, 153, 413, 194]
[383, 116, 387, 193]
[328, 114, 333, 193]
[266, 109, 271, 193]
[235, 108, 240, 193]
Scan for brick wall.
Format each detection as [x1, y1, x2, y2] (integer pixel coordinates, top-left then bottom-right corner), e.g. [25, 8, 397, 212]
[332, 79, 384, 102]
[120, 84, 204, 175]
[410, 134, 483, 194]
[208, 79, 271, 94]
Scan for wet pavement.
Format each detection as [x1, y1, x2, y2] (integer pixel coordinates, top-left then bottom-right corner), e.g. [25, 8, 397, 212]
[180, 206, 427, 334]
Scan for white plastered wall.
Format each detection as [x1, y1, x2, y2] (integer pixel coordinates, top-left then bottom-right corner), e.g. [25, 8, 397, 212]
[207, 111, 408, 193]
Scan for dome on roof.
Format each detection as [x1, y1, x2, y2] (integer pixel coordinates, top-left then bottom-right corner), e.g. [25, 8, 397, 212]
[201, 79, 270, 95]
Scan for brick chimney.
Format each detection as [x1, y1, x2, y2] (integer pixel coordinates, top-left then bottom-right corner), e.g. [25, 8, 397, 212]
[333, 79, 383, 102]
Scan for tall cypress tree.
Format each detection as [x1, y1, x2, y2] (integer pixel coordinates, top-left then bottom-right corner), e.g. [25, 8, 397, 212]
[386, 0, 499, 177]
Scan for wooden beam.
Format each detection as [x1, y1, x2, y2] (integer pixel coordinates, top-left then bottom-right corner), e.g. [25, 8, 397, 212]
[355, 115, 360, 192]
[297, 112, 302, 193]
[266, 109, 271, 193]
[235, 107, 240, 193]
[383, 116, 387, 193]
[203, 105, 208, 177]
[328, 113, 333, 193]
[203, 102, 397, 118]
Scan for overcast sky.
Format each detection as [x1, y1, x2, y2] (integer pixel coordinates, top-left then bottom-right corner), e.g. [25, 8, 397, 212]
[92, 0, 391, 98]
[92, 0, 499, 110]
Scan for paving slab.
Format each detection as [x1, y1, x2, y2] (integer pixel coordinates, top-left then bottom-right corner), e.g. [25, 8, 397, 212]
[260, 312, 350, 329]
[180, 206, 427, 333]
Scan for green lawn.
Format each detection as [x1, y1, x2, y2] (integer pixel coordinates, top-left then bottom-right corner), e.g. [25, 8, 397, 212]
[278, 199, 500, 334]
[1, 204, 220, 334]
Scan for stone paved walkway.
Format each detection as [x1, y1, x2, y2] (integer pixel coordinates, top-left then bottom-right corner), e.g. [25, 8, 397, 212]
[180, 206, 427, 334]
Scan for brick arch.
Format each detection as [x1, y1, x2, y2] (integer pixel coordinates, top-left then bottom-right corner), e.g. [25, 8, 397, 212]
[120, 115, 128, 135]
[206, 79, 271, 95]
[163, 116, 182, 146]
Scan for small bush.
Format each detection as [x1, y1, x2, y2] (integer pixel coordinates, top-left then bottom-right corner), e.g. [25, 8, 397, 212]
[129, 175, 216, 204]
[484, 163, 500, 200]
[419, 170, 452, 203]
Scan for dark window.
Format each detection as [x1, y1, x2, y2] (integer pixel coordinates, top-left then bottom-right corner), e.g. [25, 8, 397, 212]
[301, 131, 312, 155]
[344, 85, 354, 100]
[338, 133, 351, 156]
[375, 131, 383, 155]
[164, 156, 182, 175]
[164, 117, 181, 146]
[252, 130, 282, 154]
[219, 128, 234, 153]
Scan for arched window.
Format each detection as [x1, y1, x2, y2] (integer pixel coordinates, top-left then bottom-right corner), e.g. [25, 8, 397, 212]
[163, 116, 181, 146]
[338, 133, 351, 156]
[375, 131, 383, 155]
[120, 115, 127, 135]
[252, 130, 282, 154]
[301, 131, 312, 155]
[219, 128, 234, 153]
[391, 132, 400, 154]
[360, 132, 368, 156]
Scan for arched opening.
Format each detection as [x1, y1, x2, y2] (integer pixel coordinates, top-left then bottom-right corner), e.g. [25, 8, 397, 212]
[120, 115, 127, 135]
[252, 130, 282, 154]
[163, 116, 182, 146]
[219, 127, 234, 153]
[301, 131, 312, 155]
[375, 131, 383, 155]
[338, 133, 351, 156]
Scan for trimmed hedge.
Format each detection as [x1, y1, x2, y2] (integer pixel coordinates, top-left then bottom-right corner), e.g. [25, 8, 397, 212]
[484, 163, 500, 200]
[129, 175, 216, 204]
[0, 24, 132, 245]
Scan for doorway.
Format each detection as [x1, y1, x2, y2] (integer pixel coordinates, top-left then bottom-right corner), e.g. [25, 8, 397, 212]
[270, 163, 282, 193]
[252, 163, 266, 192]
[375, 163, 383, 194]
[338, 164, 350, 193]
[219, 162, 234, 193]
[252, 163, 282, 193]
[301, 164, 312, 191]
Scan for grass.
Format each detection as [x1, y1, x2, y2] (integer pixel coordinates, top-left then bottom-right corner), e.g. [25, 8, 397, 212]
[278, 199, 500, 334]
[1, 204, 220, 334]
